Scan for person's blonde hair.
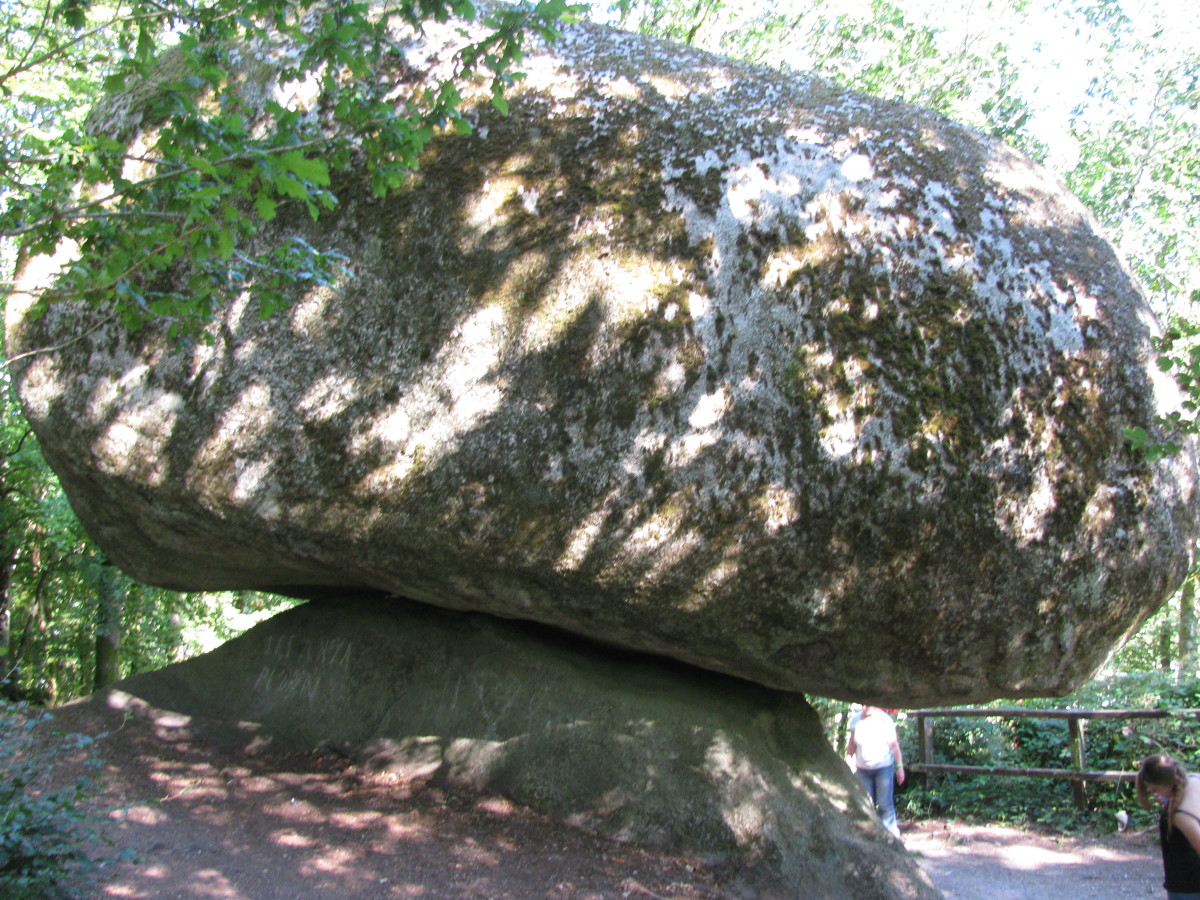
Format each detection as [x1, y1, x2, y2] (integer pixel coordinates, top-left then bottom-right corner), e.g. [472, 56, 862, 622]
[1138, 754, 1190, 833]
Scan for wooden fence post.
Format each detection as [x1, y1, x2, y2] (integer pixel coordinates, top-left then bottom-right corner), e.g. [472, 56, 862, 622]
[917, 713, 933, 789]
[1068, 717, 1087, 809]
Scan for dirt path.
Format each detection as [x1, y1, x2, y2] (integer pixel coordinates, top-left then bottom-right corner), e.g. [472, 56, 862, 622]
[905, 820, 1162, 900]
[41, 696, 1165, 899]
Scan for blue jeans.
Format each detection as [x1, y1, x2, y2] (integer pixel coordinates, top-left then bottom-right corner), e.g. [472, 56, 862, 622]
[857, 764, 900, 838]
[1167, 893, 1200, 899]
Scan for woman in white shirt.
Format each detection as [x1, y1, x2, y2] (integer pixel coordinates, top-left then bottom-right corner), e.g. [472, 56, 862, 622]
[847, 705, 905, 839]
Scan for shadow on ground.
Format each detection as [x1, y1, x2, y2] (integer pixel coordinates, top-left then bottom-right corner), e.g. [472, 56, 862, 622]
[47, 695, 726, 899]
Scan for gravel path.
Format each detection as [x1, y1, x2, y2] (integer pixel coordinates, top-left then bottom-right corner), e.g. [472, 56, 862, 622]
[907, 819, 1162, 900]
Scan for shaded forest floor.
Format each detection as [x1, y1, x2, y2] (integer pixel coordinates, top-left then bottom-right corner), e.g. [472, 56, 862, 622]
[38, 693, 1163, 899]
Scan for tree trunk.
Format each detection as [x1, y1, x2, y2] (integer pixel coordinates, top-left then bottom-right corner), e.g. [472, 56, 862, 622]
[1159, 618, 1174, 672]
[0, 546, 11, 696]
[1180, 576, 1196, 677]
[835, 702, 856, 759]
[93, 564, 124, 690]
[4, 562, 46, 703]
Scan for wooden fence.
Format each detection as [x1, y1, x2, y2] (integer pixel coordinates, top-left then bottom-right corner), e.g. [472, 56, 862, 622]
[907, 707, 1200, 809]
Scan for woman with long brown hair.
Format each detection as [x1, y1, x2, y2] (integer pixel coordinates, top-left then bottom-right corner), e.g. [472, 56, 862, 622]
[1138, 754, 1200, 899]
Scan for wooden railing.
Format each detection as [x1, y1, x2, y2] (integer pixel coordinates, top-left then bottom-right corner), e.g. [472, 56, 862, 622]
[907, 707, 1200, 809]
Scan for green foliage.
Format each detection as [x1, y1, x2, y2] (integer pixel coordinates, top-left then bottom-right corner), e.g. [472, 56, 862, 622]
[2, 0, 578, 342]
[1126, 315, 1200, 457]
[807, 695, 854, 756]
[1104, 587, 1195, 676]
[894, 675, 1200, 833]
[0, 702, 100, 899]
[902, 771, 1098, 832]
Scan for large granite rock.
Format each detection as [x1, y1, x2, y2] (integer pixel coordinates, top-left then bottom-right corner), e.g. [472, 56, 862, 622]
[107, 595, 942, 900]
[7, 8, 1197, 705]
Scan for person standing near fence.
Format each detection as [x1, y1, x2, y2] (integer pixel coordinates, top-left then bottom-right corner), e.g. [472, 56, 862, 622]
[1137, 754, 1200, 900]
[847, 705, 905, 839]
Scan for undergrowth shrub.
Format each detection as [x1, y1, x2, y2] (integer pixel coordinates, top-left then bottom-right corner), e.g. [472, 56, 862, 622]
[0, 702, 101, 899]
[892, 673, 1200, 834]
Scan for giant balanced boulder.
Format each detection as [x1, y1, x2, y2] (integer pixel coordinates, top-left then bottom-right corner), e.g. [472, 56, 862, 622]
[8, 8, 1197, 706]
